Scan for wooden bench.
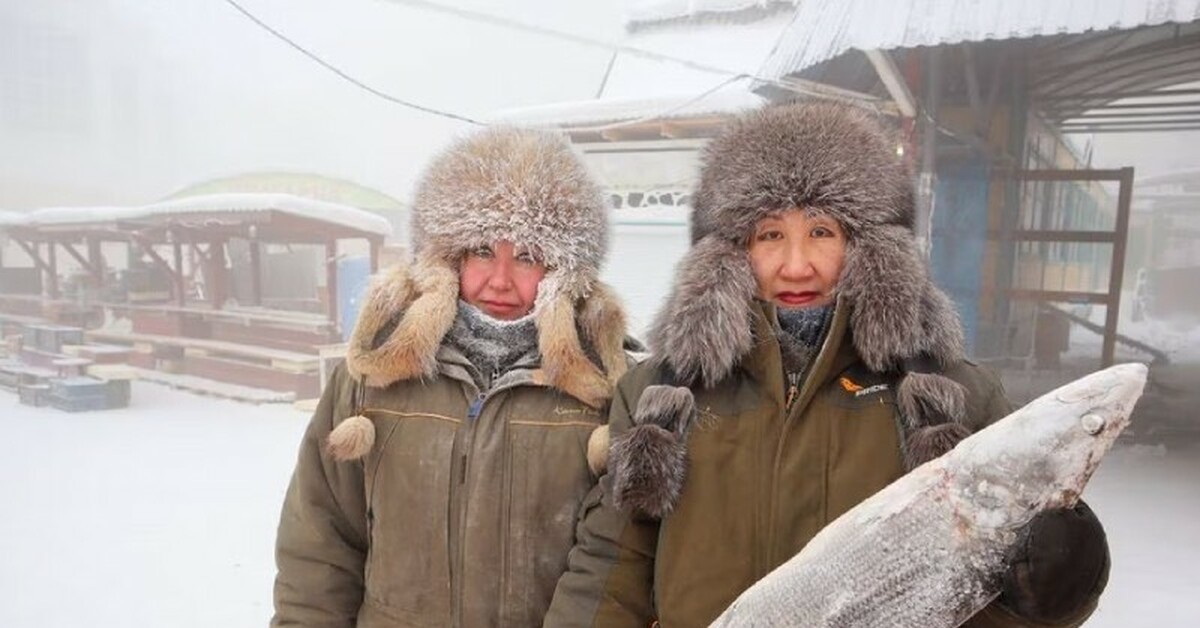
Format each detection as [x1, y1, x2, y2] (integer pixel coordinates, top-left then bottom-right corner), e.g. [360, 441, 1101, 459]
[85, 329, 320, 373]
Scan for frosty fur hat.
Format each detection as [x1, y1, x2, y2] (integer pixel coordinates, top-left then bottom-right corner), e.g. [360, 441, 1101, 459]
[328, 127, 628, 461]
[611, 102, 972, 517]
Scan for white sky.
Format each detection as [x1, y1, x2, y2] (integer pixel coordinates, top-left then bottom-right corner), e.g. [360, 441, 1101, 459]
[0, 0, 628, 208]
[3, 1, 1197, 210]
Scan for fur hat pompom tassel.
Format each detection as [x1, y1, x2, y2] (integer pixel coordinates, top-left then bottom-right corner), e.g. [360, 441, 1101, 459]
[611, 385, 697, 519]
[326, 415, 376, 461]
[905, 422, 973, 469]
[586, 425, 610, 476]
[897, 371, 967, 429]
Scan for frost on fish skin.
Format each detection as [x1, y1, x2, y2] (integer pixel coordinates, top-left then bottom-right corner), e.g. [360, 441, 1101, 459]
[711, 364, 1147, 628]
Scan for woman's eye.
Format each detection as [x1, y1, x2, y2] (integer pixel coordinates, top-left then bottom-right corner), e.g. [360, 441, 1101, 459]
[756, 230, 783, 242]
[473, 246, 494, 259]
[516, 252, 536, 265]
[811, 225, 838, 238]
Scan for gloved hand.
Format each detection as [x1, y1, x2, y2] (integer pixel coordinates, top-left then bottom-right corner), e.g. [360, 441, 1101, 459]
[997, 501, 1110, 624]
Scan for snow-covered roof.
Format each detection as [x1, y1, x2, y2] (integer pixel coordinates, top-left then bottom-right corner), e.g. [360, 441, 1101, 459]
[489, 85, 765, 128]
[146, 193, 393, 236]
[626, 0, 798, 30]
[1, 193, 393, 237]
[759, 0, 1200, 80]
[0, 210, 24, 226]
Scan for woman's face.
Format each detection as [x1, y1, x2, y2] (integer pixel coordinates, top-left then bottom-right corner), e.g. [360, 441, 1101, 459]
[459, 240, 547, 320]
[747, 208, 846, 309]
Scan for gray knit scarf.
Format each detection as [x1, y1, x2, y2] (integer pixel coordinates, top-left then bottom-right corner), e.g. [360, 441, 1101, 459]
[445, 300, 538, 391]
[776, 304, 834, 390]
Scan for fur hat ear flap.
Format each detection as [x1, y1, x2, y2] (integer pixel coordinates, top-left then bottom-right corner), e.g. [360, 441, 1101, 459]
[648, 236, 758, 388]
[611, 385, 697, 519]
[576, 281, 631, 386]
[535, 270, 612, 408]
[346, 255, 458, 387]
[326, 414, 375, 461]
[898, 371, 970, 468]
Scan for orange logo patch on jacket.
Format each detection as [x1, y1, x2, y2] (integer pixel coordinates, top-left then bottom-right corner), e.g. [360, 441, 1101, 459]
[839, 376, 863, 393]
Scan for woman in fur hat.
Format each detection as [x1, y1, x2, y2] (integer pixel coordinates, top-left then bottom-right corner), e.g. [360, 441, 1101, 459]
[544, 103, 1109, 627]
[272, 128, 632, 627]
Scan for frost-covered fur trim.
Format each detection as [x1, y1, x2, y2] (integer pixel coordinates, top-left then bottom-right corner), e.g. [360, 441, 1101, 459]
[648, 236, 759, 388]
[346, 257, 626, 407]
[611, 385, 697, 519]
[411, 126, 607, 275]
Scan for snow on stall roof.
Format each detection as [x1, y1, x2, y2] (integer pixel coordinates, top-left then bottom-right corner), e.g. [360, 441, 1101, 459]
[759, 0, 1200, 80]
[489, 85, 764, 128]
[144, 193, 393, 236]
[0, 193, 393, 236]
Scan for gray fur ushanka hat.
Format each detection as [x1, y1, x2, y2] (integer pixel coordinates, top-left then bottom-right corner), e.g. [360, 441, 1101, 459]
[611, 102, 973, 518]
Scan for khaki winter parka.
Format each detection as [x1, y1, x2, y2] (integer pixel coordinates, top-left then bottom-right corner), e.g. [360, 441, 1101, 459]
[274, 344, 610, 628]
[543, 301, 1105, 628]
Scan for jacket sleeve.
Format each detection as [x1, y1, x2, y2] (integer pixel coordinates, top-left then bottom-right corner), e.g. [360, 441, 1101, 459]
[543, 378, 659, 628]
[960, 366, 1108, 628]
[272, 364, 369, 628]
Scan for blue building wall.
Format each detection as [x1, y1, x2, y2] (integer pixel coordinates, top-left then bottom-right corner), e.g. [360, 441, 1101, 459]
[930, 157, 991, 355]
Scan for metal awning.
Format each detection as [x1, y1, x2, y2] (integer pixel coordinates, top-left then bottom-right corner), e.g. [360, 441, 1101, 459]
[754, 0, 1200, 133]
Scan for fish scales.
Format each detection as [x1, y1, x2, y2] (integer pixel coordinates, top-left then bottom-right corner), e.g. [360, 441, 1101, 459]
[712, 364, 1147, 627]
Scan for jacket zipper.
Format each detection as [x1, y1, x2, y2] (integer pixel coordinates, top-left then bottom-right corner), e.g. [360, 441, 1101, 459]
[766, 318, 838, 574]
[450, 391, 486, 627]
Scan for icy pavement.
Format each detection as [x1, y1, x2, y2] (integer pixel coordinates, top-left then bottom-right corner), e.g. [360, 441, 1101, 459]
[1, 380, 1197, 627]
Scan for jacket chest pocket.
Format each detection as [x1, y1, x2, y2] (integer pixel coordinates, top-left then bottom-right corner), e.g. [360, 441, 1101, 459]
[498, 418, 598, 624]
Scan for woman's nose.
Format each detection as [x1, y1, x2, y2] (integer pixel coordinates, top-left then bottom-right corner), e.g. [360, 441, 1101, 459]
[778, 245, 815, 279]
[486, 261, 515, 290]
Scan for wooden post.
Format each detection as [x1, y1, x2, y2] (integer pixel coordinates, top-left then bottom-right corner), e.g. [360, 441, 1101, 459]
[1102, 167, 1135, 367]
[87, 237, 104, 289]
[326, 240, 339, 332]
[369, 237, 380, 273]
[209, 240, 227, 310]
[250, 241, 263, 307]
[47, 241, 60, 299]
[174, 240, 185, 307]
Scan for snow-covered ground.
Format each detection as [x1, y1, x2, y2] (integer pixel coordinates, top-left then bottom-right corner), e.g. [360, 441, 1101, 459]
[1, 381, 1198, 627]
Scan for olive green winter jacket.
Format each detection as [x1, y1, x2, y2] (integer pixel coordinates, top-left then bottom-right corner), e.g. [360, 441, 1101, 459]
[544, 302, 1105, 628]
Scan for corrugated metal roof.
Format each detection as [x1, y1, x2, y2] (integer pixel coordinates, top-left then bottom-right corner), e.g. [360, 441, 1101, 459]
[759, 0, 1200, 80]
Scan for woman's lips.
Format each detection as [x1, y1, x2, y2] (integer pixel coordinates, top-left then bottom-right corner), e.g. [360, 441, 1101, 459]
[776, 291, 819, 306]
[482, 300, 519, 314]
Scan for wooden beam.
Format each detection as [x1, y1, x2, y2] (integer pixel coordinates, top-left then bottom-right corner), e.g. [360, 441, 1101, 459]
[987, 230, 1117, 243]
[59, 241, 97, 275]
[1007, 289, 1114, 305]
[1006, 169, 1125, 182]
[865, 48, 917, 118]
[130, 236, 182, 301]
[1102, 167, 1135, 367]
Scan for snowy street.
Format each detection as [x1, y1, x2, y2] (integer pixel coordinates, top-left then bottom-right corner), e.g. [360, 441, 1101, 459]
[2, 379, 1197, 627]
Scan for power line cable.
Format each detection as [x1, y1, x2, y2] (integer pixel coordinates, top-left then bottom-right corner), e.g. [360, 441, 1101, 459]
[222, 0, 484, 125]
[380, 0, 884, 105]
[223, 0, 886, 132]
